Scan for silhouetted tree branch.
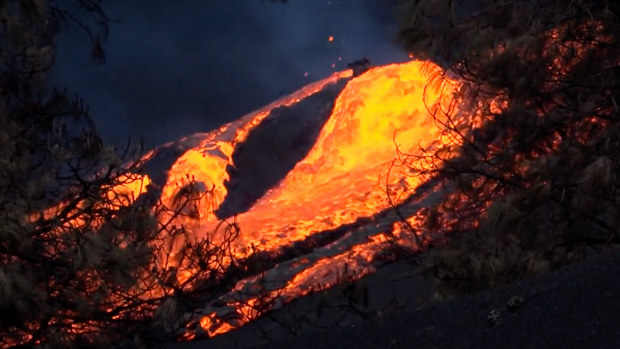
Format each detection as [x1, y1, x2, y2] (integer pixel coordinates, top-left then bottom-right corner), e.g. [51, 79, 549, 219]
[394, 0, 620, 298]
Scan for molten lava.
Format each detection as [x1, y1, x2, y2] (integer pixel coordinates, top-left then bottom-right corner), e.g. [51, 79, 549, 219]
[145, 69, 353, 223]
[229, 61, 455, 249]
[151, 60, 459, 338]
[38, 59, 459, 342]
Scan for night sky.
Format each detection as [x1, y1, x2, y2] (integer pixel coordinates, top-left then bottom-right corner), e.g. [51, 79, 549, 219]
[50, 0, 405, 149]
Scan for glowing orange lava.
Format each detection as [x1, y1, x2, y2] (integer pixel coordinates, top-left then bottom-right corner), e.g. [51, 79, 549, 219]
[36, 59, 459, 342]
[228, 60, 456, 250]
[175, 60, 459, 338]
[152, 70, 353, 214]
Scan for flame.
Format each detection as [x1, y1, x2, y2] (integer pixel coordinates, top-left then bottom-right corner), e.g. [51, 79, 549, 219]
[328, 36, 334, 42]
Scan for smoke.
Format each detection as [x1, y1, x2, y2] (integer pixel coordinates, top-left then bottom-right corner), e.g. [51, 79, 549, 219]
[50, 0, 404, 148]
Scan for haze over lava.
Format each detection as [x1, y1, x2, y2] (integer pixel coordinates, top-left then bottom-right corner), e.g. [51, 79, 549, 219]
[137, 60, 459, 338]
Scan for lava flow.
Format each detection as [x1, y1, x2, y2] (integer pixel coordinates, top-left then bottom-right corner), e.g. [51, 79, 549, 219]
[36, 59, 459, 342]
[147, 59, 460, 339]
[230, 60, 456, 248]
[143, 69, 353, 220]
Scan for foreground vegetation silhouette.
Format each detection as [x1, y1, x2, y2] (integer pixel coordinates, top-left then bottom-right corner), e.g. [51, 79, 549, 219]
[394, 0, 620, 299]
[0, 2, 265, 348]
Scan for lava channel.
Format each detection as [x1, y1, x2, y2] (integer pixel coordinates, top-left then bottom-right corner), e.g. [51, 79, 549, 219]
[154, 60, 461, 339]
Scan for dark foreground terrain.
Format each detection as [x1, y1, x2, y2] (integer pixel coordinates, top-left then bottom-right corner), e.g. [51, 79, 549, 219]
[163, 246, 620, 349]
[261, 250, 620, 349]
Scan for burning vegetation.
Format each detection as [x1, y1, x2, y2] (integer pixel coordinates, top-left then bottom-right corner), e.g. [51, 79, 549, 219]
[3, 0, 620, 348]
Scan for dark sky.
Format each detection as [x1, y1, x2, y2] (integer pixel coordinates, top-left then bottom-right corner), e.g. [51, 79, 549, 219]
[50, 0, 406, 149]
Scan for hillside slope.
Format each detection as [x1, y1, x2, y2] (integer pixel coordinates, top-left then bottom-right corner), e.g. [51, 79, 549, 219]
[247, 248, 620, 349]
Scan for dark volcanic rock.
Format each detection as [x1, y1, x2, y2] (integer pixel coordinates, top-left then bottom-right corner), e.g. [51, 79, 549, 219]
[215, 81, 349, 219]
